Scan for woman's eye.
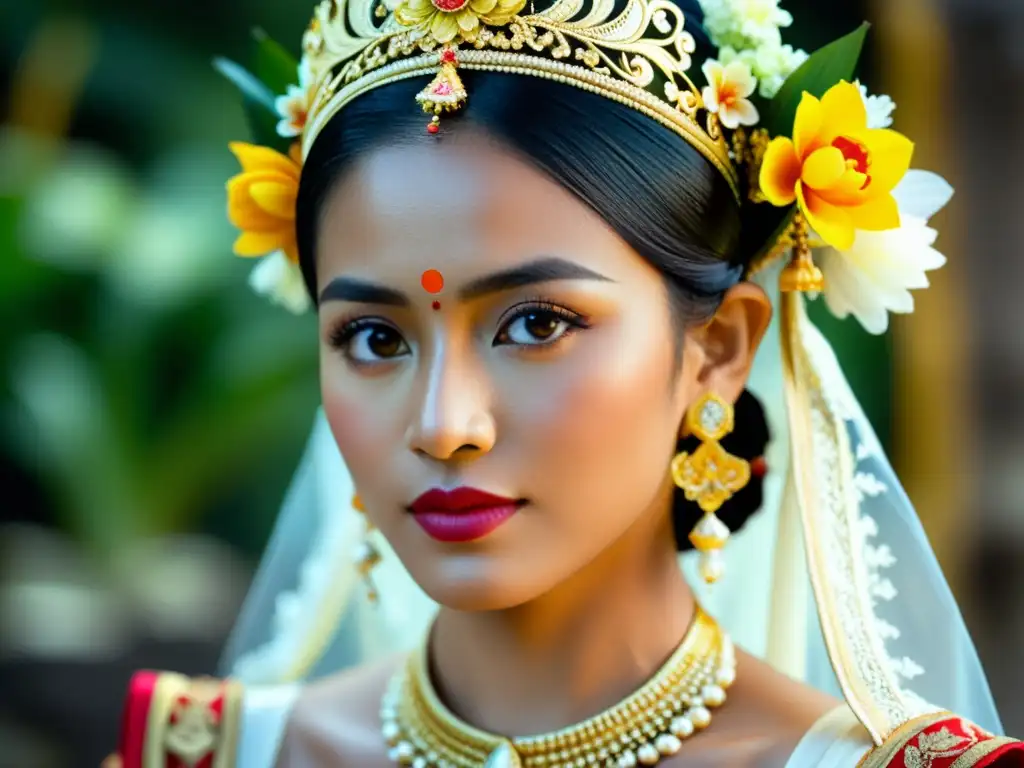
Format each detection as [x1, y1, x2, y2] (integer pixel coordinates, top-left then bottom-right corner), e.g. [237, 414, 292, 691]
[334, 322, 410, 363]
[496, 306, 584, 347]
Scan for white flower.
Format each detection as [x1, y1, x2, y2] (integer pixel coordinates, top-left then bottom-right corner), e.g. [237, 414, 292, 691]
[701, 59, 759, 129]
[700, 0, 794, 50]
[857, 81, 896, 129]
[753, 42, 808, 97]
[718, 41, 808, 98]
[248, 250, 311, 314]
[275, 58, 316, 138]
[818, 170, 954, 334]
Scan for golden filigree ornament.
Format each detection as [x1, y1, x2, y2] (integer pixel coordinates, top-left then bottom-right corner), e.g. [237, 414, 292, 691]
[670, 392, 750, 584]
[299, 0, 740, 196]
[417, 46, 467, 132]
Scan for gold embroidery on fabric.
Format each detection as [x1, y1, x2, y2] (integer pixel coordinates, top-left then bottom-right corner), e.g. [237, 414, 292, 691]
[948, 736, 1020, 768]
[165, 679, 224, 767]
[902, 722, 977, 768]
[855, 713, 953, 768]
[212, 679, 244, 768]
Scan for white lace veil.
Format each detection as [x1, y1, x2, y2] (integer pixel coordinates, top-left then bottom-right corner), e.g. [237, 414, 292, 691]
[218, 261, 1005, 744]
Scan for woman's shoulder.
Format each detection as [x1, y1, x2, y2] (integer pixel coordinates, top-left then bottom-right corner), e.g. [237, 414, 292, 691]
[275, 653, 403, 768]
[758, 702, 1024, 768]
[731, 654, 1024, 768]
[775, 701, 1024, 768]
[700, 651, 857, 767]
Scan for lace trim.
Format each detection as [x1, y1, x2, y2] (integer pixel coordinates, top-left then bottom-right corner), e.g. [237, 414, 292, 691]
[789, 293, 938, 742]
[851, 443, 927, 688]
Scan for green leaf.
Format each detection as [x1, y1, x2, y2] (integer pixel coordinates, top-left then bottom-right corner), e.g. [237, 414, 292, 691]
[213, 57, 290, 150]
[761, 23, 870, 138]
[252, 28, 300, 97]
[213, 56, 276, 113]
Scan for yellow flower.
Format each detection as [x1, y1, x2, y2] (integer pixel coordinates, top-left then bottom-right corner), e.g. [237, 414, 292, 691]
[394, 0, 526, 44]
[759, 80, 914, 251]
[226, 142, 301, 263]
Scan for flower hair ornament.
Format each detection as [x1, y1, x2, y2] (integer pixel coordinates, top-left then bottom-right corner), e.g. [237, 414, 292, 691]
[216, 0, 963, 750]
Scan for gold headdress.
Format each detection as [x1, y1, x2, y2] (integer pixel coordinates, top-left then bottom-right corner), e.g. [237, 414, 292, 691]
[219, 0, 940, 356]
[299, 0, 739, 196]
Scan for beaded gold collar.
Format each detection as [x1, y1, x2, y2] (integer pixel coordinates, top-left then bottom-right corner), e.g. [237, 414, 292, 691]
[379, 605, 737, 768]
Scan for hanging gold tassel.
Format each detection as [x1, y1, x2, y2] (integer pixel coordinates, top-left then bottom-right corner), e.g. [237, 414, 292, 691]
[779, 213, 825, 293]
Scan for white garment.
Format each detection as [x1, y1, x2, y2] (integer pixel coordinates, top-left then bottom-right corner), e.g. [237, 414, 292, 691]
[785, 705, 874, 767]
[238, 684, 301, 768]
[237, 690, 873, 768]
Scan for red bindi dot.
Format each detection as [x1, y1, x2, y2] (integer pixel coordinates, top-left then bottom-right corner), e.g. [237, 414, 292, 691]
[421, 269, 444, 293]
[432, 301, 441, 310]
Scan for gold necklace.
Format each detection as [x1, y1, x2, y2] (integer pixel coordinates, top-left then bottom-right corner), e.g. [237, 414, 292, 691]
[379, 605, 736, 768]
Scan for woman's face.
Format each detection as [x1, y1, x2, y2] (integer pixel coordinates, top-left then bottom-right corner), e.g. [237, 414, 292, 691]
[316, 134, 767, 611]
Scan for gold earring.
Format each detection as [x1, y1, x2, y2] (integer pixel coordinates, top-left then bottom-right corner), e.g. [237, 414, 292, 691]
[670, 392, 751, 584]
[352, 493, 382, 603]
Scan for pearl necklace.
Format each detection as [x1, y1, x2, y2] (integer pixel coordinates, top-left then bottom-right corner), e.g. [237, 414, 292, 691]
[379, 605, 736, 768]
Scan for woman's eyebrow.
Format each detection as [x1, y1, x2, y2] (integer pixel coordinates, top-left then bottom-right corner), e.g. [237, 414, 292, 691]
[318, 257, 612, 306]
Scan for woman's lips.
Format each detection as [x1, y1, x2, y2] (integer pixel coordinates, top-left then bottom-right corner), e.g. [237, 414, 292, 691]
[409, 487, 523, 543]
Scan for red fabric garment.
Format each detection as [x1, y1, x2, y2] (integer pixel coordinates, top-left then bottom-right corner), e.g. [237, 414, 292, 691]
[118, 671, 160, 768]
[863, 714, 1024, 768]
[117, 671, 242, 768]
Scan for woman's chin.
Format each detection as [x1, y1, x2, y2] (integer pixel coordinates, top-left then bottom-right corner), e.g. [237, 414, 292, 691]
[411, 555, 550, 612]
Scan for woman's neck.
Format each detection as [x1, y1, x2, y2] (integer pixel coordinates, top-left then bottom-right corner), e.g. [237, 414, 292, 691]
[428, 509, 694, 737]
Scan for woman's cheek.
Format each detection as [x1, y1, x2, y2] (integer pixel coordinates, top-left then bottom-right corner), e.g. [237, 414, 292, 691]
[526, 336, 677, 509]
[321, 378, 387, 484]
[546, 328, 672, 446]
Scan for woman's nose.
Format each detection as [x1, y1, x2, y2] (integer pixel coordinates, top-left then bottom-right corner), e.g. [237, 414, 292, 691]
[406, 346, 495, 462]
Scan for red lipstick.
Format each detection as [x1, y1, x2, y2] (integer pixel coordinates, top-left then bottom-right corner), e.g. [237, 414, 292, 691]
[409, 487, 522, 543]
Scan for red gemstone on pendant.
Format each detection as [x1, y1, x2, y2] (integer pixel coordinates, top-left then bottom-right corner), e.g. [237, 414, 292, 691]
[432, 301, 441, 310]
[432, 0, 469, 12]
[750, 456, 768, 478]
[440, 47, 458, 64]
[427, 122, 440, 134]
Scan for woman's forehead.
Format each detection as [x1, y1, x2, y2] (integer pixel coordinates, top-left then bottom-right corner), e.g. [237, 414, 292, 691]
[314, 138, 644, 284]
[326, 138, 571, 229]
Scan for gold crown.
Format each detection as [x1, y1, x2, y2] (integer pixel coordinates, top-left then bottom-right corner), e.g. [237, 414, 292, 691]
[298, 0, 740, 198]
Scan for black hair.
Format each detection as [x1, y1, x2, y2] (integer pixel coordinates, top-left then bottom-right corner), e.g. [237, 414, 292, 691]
[294, 1, 771, 551]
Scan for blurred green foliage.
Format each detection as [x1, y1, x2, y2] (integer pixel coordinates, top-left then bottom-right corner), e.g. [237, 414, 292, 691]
[0, 5, 320, 562]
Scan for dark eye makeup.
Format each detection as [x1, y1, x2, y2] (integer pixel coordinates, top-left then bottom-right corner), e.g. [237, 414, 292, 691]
[327, 297, 591, 366]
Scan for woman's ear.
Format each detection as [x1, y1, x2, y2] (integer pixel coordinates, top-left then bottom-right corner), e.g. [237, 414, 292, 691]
[686, 282, 772, 406]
